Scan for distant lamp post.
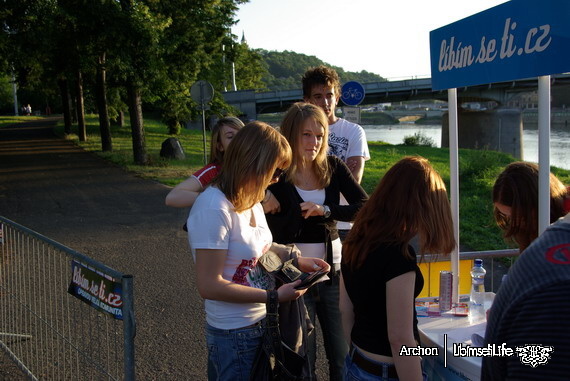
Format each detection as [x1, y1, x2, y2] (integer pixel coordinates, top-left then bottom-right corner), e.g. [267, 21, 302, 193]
[222, 44, 227, 92]
[11, 72, 18, 116]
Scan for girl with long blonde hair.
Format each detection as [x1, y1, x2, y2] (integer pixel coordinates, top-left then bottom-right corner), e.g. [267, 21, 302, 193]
[265, 103, 368, 380]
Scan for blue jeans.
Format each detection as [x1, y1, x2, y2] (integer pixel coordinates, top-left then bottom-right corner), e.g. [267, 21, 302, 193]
[206, 322, 263, 381]
[304, 275, 348, 380]
[343, 348, 429, 381]
[343, 352, 398, 381]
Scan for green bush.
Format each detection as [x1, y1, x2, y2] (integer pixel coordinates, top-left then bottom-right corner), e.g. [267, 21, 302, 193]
[403, 132, 434, 147]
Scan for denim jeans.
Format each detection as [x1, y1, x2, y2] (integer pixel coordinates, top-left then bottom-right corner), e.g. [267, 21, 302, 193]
[304, 275, 348, 380]
[343, 349, 429, 381]
[343, 352, 398, 381]
[206, 322, 263, 381]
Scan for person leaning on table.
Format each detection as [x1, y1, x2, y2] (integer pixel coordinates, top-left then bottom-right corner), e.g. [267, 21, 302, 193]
[492, 161, 569, 252]
[482, 211, 570, 381]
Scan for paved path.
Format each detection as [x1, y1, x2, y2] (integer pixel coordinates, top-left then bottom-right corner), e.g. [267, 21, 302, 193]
[0, 119, 206, 380]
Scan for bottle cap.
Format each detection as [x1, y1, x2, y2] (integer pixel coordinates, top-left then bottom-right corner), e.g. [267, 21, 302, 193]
[474, 258, 483, 266]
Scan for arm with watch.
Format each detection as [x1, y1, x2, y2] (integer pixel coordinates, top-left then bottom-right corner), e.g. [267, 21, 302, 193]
[300, 157, 368, 220]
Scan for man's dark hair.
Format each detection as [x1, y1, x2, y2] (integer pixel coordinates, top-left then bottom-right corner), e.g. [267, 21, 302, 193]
[302, 65, 341, 98]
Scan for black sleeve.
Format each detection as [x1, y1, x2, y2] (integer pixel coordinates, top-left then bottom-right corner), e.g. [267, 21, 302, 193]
[266, 179, 302, 244]
[327, 156, 368, 222]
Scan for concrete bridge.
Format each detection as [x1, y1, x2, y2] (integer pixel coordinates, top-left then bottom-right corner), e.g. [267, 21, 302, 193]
[222, 74, 570, 120]
[222, 74, 570, 160]
[382, 110, 444, 120]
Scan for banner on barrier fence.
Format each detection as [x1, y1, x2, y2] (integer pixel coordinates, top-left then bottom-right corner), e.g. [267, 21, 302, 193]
[68, 260, 124, 319]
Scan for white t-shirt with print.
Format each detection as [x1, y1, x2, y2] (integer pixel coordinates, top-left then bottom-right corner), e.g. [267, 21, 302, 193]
[328, 118, 370, 230]
[187, 186, 274, 329]
[328, 118, 370, 163]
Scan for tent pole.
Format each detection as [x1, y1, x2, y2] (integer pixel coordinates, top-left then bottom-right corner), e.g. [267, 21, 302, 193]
[448, 88, 460, 303]
[537, 75, 551, 235]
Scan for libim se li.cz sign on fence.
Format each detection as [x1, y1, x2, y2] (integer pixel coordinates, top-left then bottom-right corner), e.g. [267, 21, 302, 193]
[430, 0, 570, 91]
[68, 260, 124, 319]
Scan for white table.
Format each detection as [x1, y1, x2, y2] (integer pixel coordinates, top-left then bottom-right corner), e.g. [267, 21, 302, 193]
[418, 294, 494, 381]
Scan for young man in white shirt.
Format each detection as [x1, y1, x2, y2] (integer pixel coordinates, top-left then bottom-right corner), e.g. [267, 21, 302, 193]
[298, 66, 370, 380]
[302, 66, 370, 240]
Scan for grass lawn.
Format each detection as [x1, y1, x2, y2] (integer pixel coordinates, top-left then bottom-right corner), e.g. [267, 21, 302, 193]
[0, 115, 44, 128]
[4, 114, 569, 252]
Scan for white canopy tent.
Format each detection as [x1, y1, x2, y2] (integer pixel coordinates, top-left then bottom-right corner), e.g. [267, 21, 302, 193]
[430, 0, 569, 302]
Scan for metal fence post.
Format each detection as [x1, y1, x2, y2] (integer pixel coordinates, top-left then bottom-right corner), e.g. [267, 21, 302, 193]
[122, 275, 136, 381]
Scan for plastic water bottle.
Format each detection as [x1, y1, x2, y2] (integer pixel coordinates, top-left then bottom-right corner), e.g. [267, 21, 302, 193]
[470, 259, 486, 320]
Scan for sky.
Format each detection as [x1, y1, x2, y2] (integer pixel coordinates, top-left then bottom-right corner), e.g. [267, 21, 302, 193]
[231, 0, 508, 80]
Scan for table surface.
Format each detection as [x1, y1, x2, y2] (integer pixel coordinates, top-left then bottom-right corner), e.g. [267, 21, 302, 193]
[417, 294, 495, 381]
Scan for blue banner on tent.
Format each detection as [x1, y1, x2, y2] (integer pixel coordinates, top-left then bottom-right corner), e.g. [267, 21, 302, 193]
[430, 0, 570, 90]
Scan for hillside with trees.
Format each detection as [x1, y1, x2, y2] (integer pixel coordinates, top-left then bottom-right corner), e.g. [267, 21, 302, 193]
[256, 49, 386, 91]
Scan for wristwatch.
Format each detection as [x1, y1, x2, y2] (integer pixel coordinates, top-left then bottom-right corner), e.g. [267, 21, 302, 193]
[322, 205, 331, 218]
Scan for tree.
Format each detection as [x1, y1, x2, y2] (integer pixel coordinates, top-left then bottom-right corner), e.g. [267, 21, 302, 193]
[115, 0, 173, 164]
[1, 1, 61, 113]
[58, 0, 121, 151]
[2, 0, 252, 163]
[95, 53, 112, 151]
[147, 0, 249, 131]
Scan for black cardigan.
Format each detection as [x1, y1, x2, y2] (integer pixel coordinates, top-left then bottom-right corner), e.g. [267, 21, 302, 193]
[266, 156, 368, 245]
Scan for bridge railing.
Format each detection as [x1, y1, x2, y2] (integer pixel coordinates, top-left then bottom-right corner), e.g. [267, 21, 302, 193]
[0, 216, 135, 380]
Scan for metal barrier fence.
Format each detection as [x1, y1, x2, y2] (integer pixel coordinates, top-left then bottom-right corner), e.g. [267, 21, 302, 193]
[0, 217, 135, 380]
[420, 248, 519, 296]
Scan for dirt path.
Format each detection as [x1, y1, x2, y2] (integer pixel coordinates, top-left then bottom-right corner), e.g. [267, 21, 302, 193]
[0, 119, 206, 380]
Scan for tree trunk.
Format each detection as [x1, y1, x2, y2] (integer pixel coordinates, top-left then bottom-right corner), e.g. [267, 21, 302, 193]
[96, 53, 112, 152]
[126, 80, 147, 165]
[76, 70, 87, 142]
[58, 78, 73, 135]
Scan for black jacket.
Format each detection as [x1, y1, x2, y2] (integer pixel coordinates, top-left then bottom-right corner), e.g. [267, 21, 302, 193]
[266, 155, 368, 245]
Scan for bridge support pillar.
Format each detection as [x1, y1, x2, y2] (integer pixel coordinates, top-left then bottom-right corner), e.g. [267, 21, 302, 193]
[442, 108, 523, 159]
[222, 90, 257, 121]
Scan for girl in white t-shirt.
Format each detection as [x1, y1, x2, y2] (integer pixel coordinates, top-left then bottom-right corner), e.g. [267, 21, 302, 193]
[187, 121, 329, 381]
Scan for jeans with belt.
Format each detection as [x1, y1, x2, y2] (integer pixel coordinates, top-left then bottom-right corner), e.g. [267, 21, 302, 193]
[206, 322, 263, 381]
[303, 273, 347, 380]
[343, 345, 428, 381]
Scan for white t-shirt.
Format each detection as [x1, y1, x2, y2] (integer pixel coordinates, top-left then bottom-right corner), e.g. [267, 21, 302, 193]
[294, 187, 342, 264]
[328, 118, 370, 230]
[328, 118, 370, 163]
[187, 186, 274, 329]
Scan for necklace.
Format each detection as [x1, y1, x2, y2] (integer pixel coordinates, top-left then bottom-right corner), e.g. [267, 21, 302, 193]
[295, 170, 318, 190]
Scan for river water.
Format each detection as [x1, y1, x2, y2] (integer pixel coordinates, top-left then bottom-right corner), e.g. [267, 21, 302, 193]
[363, 123, 570, 170]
